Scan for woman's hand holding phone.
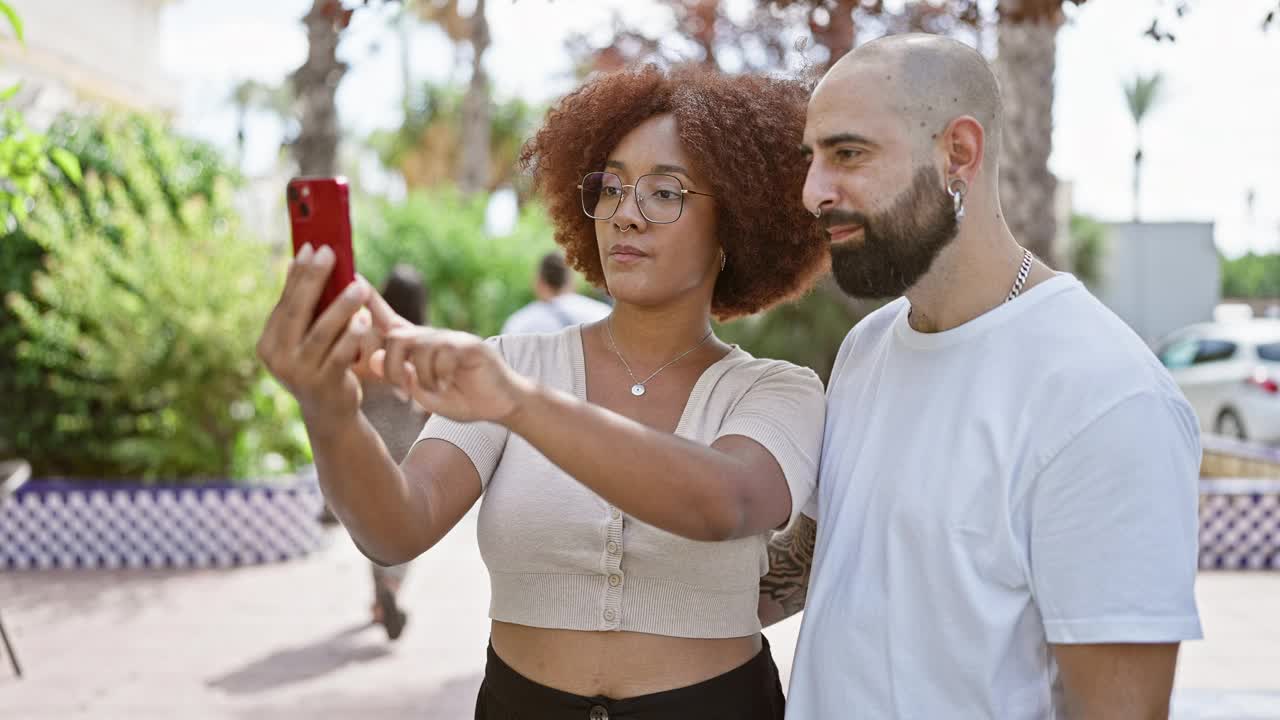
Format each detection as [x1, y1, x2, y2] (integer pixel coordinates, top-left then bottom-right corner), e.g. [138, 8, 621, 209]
[256, 242, 376, 439]
[267, 167, 528, 432]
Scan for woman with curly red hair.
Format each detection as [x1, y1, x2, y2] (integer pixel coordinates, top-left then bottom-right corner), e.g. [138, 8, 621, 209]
[257, 64, 828, 718]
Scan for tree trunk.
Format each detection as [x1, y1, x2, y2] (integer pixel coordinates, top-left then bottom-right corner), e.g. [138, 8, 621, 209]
[457, 0, 491, 194]
[994, 9, 1061, 266]
[291, 0, 347, 177]
[235, 108, 248, 170]
[1132, 144, 1143, 222]
[689, 0, 721, 66]
[399, 2, 413, 119]
[809, 0, 858, 69]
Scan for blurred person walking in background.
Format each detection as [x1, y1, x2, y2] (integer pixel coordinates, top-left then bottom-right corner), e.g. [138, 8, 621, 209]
[501, 251, 610, 335]
[360, 264, 430, 641]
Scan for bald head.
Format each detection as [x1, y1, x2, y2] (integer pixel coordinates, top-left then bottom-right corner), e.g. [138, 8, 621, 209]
[820, 33, 1003, 169]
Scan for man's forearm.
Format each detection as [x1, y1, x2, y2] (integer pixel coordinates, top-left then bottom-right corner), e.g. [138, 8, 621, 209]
[759, 513, 817, 627]
[308, 413, 428, 564]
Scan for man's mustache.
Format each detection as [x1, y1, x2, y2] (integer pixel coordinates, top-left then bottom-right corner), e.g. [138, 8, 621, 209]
[820, 209, 869, 232]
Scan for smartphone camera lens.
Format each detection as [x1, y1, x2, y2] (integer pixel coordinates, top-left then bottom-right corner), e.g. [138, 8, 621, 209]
[287, 186, 300, 203]
[299, 202, 311, 218]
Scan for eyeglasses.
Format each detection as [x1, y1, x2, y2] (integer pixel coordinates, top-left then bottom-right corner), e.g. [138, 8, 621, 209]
[577, 171, 714, 225]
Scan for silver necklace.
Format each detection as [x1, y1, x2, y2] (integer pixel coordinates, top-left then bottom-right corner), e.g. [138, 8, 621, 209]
[910, 248, 1034, 322]
[1006, 247, 1034, 302]
[605, 319, 714, 397]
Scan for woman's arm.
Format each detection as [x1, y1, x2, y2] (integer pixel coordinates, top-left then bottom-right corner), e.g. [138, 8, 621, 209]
[308, 413, 482, 565]
[504, 384, 791, 541]
[257, 246, 481, 565]
[375, 326, 823, 542]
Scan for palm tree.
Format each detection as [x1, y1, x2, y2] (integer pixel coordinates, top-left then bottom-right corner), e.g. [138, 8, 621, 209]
[1123, 72, 1164, 223]
[994, 0, 1080, 268]
[291, 0, 348, 176]
[411, 0, 492, 195]
[230, 80, 261, 164]
[370, 84, 539, 194]
[229, 80, 273, 167]
[230, 78, 298, 171]
[456, 0, 491, 195]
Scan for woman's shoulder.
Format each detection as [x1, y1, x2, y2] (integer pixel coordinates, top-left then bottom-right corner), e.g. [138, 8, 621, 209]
[721, 343, 819, 379]
[702, 348, 827, 450]
[719, 346, 823, 389]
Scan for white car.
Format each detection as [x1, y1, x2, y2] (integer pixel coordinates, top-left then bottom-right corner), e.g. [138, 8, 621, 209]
[1155, 320, 1280, 443]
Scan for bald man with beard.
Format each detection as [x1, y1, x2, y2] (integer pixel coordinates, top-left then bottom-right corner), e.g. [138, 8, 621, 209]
[757, 35, 1202, 718]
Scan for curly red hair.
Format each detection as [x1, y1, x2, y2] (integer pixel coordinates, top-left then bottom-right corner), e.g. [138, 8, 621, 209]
[520, 64, 828, 320]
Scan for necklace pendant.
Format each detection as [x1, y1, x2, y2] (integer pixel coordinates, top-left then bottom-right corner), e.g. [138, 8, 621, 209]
[630, 383, 646, 397]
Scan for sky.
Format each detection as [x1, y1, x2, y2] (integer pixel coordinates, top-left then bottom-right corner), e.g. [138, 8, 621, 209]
[159, 0, 1280, 258]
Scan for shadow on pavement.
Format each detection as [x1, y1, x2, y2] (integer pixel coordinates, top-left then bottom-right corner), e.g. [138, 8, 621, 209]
[228, 671, 485, 719]
[0, 568, 218, 616]
[208, 622, 392, 695]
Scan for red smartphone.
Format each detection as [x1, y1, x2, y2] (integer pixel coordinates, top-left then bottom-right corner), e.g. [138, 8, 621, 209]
[287, 176, 356, 320]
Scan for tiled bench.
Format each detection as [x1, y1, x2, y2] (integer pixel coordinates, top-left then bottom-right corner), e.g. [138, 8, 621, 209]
[0, 473, 326, 570]
[1199, 436, 1280, 570]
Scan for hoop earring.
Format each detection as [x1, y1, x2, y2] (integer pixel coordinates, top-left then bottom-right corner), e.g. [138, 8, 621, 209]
[813, 207, 823, 219]
[948, 178, 967, 221]
[720, 251, 727, 272]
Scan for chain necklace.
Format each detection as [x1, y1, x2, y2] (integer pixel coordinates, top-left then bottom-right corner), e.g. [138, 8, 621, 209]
[605, 318, 714, 397]
[910, 248, 1034, 323]
[1006, 248, 1034, 302]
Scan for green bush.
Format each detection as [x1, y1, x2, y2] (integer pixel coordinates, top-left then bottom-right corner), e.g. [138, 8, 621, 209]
[354, 188, 565, 337]
[1068, 214, 1109, 290]
[1, 113, 239, 345]
[2, 113, 308, 481]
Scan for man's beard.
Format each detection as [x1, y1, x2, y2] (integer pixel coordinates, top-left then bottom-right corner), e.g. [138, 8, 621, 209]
[826, 166, 958, 299]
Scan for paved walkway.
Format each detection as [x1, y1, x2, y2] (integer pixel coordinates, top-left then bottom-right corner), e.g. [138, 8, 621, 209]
[2, 510, 1278, 718]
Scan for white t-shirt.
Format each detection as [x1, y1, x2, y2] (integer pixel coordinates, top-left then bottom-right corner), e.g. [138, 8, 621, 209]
[500, 294, 611, 335]
[787, 275, 1203, 719]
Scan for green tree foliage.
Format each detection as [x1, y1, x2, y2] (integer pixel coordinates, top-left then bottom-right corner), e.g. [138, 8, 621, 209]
[2, 113, 308, 481]
[354, 188, 565, 338]
[368, 84, 541, 195]
[0, 1, 82, 229]
[718, 287, 870, 382]
[1067, 214, 1108, 289]
[1222, 252, 1280, 299]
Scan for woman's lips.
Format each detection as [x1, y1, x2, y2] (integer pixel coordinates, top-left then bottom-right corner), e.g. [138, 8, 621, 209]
[609, 244, 649, 263]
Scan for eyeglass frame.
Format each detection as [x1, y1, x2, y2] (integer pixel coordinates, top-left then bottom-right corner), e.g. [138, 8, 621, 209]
[576, 171, 715, 225]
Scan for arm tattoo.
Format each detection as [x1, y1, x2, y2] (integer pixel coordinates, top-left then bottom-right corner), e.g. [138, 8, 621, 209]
[759, 513, 817, 624]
